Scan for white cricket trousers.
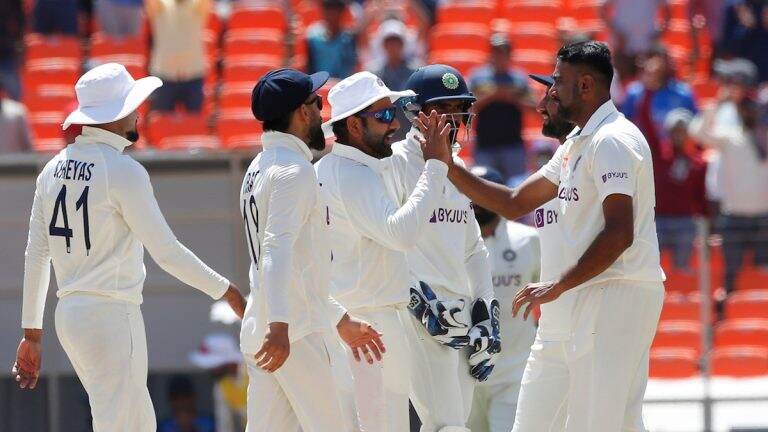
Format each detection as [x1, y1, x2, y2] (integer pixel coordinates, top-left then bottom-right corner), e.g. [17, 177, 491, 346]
[244, 332, 352, 432]
[344, 305, 410, 432]
[468, 319, 534, 432]
[55, 293, 156, 432]
[512, 280, 664, 432]
[403, 285, 476, 432]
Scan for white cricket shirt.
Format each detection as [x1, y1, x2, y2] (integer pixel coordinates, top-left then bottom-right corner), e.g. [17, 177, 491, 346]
[383, 128, 493, 300]
[479, 219, 539, 386]
[537, 100, 665, 291]
[22, 126, 229, 329]
[314, 142, 448, 311]
[238, 131, 346, 354]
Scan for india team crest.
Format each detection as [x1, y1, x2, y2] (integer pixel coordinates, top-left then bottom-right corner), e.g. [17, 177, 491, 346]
[442, 72, 459, 90]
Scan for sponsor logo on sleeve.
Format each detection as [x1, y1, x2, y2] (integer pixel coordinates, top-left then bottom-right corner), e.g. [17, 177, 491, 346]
[534, 208, 545, 228]
[429, 208, 469, 224]
[535, 207, 559, 228]
[601, 171, 629, 183]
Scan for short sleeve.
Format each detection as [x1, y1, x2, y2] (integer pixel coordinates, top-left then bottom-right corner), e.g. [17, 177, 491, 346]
[537, 144, 565, 185]
[591, 136, 640, 202]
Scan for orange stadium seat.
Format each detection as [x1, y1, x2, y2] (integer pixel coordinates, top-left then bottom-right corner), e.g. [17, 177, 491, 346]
[502, 0, 561, 24]
[147, 113, 217, 150]
[726, 290, 768, 320]
[649, 348, 700, 379]
[229, 4, 288, 32]
[436, 2, 495, 26]
[715, 319, 768, 349]
[22, 58, 80, 94]
[711, 346, 768, 377]
[29, 112, 67, 152]
[23, 84, 76, 114]
[508, 23, 560, 53]
[652, 320, 702, 354]
[217, 110, 263, 149]
[219, 83, 254, 111]
[660, 293, 703, 322]
[224, 29, 287, 59]
[222, 56, 282, 83]
[428, 50, 485, 77]
[430, 24, 491, 55]
[24, 33, 82, 61]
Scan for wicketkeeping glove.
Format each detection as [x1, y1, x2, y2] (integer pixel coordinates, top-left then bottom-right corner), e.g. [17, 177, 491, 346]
[467, 298, 501, 381]
[408, 281, 471, 349]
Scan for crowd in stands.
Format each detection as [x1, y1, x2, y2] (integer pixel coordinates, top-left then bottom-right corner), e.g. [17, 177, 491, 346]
[3, 0, 768, 378]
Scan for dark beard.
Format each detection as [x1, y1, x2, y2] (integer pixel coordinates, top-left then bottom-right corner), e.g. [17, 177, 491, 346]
[307, 120, 326, 151]
[473, 207, 498, 226]
[542, 117, 574, 139]
[126, 130, 140, 143]
[362, 126, 393, 159]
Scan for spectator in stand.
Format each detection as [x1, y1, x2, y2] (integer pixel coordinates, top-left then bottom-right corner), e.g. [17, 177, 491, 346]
[33, 0, 80, 35]
[0, 0, 23, 101]
[621, 45, 698, 153]
[189, 334, 248, 432]
[0, 81, 32, 154]
[371, 19, 419, 140]
[601, 0, 671, 80]
[469, 33, 535, 180]
[158, 375, 215, 432]
[96, 0, 144, 39]
[306, 0, 360, 79]
[720, 0, 768, 83]
[690, 60, 768, 306]
[654, 109, 707, 273]
[146, 0, 209, 113]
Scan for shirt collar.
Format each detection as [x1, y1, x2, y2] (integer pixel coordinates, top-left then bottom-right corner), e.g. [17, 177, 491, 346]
[331, 142, 386, 173]
[565, 100, 618, 140]
[261, 131, 313, 161]
[75, 126, 133, 152]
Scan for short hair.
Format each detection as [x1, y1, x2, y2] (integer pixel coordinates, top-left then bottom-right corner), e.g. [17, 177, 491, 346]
[557, 41, 614, 88]
[332, 119, 350, 143]
[263, 111, 292, 133]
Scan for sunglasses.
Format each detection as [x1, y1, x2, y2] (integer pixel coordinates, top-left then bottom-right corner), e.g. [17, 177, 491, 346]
[356, 107, 397, 124]
[304, 94, 323, 110]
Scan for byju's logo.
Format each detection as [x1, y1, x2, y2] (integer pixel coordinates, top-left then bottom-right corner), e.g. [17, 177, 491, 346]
[535, 208, 559, 228]
[601, 171, 629, 183]
[429, 208, 469, 224]
[558, 186, 579, 202]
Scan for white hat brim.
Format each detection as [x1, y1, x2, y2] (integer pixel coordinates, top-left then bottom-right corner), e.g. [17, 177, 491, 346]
[188, 350, 243, 369]
[322, 89, 416, 138]
[62, 76, 163, 130]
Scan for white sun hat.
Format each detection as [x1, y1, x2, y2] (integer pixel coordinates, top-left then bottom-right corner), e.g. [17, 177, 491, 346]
[188, 333, 243, 369]
[62, 62, 163, 130]
[321, 71, 415, 138]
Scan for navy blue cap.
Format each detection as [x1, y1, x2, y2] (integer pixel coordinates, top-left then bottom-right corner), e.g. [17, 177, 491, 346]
[251, 68, 329, 121]
[404, 64, 475, 107]
[529, 73, 554, 87]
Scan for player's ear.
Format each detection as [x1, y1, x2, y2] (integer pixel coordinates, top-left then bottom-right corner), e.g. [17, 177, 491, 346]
[579, 74, 595, 96]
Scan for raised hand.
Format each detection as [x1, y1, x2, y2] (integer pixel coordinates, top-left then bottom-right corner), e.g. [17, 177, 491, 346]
[415, 110, 452, 164]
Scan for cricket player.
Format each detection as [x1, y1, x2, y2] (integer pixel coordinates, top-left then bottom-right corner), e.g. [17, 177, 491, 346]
[466, 166, 539, 432]
[384, 64, 498, 432]
[242, 68, 386, 432]
[11, 63, 247, 432]
[315, 71, 453, 432]
[447, 41, 665, 432]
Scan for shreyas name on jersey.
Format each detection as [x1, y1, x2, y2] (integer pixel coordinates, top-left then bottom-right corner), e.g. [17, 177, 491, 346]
[53, 159, 95, 182]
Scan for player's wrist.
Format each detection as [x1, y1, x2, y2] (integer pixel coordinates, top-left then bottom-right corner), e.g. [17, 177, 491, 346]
[23, 328, 42, 343]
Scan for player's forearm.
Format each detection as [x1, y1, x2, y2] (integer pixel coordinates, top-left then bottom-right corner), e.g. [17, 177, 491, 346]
[466, 247, 495, 300]
[260, 244, 293, 324]
[448, 163, 534, 220]
[151, 239, 230, 299]
[555, 225, 633, 292]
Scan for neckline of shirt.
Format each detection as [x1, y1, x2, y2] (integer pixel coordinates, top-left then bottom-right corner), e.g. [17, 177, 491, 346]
[566, 100, 618, 141]
[261, 131, 313, 161]
[331, 142, 386, 173]
[76, 126, 133, 152]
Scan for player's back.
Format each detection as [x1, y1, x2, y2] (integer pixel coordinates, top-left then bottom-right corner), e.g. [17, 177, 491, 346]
[35, 130, 147, 302]
[238, 132, 332, 352]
